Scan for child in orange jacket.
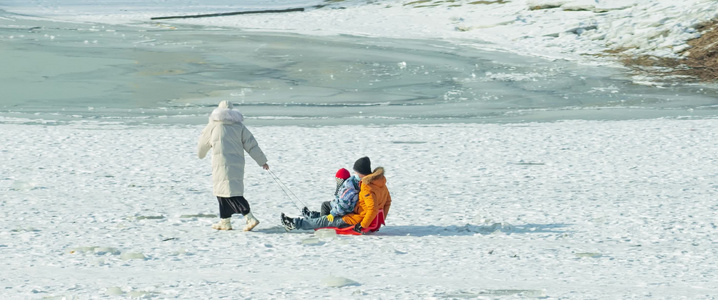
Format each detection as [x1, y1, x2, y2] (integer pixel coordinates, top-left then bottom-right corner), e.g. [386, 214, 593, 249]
[342, 160, 391, 233]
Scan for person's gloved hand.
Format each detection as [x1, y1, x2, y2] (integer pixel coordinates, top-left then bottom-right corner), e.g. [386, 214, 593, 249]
[326, 214, 334, 222]
[353, 223, 363, 234]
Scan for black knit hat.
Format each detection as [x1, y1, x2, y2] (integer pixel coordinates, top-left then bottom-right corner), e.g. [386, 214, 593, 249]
[353, 156, 372, 175]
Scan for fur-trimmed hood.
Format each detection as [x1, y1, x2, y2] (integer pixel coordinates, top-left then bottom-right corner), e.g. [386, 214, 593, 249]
[197, 100, 268, 197]
[209, 100, 244, 124]
[342, 166, 391, 228]
[361, 167, 385, 186]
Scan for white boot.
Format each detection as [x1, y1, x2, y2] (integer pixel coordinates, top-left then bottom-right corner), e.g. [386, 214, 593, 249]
[243, 212, 260, 232]
[211, 218, 232, 230]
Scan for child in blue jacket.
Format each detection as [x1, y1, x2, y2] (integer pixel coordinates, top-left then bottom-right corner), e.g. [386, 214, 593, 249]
[301, 168, 359, 222]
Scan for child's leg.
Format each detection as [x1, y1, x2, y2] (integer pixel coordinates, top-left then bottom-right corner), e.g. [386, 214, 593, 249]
[294, 215, 349, 230]
[302, 206, 320, 218]
[308, 210, 321, 218]
[320, 201, 332, 216]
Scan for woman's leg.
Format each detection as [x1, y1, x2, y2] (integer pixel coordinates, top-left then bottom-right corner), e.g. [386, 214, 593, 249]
[214, 196, 243, 230]
[218, 196, 251, 217]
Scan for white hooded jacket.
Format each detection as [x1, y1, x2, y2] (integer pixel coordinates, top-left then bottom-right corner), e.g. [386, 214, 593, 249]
[198, 101, 268, 197]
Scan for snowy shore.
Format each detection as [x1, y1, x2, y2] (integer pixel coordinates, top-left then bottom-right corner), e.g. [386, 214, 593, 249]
[2, 0, 718, 67]
[2, 117, 717, 298]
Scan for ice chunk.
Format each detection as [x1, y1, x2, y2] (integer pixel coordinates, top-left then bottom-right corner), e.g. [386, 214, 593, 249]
[120, 252, 146, 260]
[486, 222, 515, 233]
[106, 287, 124, 296]
[10, 180, 40, 191]
[94, 247, 120, 255]
[169, 249, 188, 256]
[314, 229, 337, 238]
[301, 237, 324, 246]
[323, 276, 360, 288]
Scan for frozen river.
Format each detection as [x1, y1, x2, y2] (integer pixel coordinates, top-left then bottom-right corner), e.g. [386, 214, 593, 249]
[2, 12, 717, 125]
[2, 3, 718, 299]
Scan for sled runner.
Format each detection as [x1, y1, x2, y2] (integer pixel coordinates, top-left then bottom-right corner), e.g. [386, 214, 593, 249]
[316, 209, 385, 235]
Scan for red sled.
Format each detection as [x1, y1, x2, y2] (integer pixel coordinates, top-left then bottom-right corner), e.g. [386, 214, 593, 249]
[316, 209, 386, 235]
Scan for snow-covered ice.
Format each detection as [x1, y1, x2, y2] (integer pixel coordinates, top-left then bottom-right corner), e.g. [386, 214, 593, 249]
[1, 118, 717, 298]
[1, 15, 716, 124]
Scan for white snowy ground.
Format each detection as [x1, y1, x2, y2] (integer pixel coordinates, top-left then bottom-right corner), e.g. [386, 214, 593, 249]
[2, 0, 718, 65]
[2, 0, 718, 298]
[1, 117, 717, 298]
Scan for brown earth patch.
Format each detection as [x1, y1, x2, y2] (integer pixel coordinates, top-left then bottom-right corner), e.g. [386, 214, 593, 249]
[682, 20, 718, 81]
[617, 19, 718, 82]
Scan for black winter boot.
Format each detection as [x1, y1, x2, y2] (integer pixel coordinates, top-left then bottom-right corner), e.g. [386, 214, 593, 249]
[281, 213, 296, 231]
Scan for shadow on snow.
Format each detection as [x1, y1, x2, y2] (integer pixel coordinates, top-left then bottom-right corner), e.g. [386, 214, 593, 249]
[375, 223, 572, 237]
[253, 223, 572, 237]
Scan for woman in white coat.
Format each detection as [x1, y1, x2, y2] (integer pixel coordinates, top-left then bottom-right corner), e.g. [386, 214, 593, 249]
[198, 100, 269, 231]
